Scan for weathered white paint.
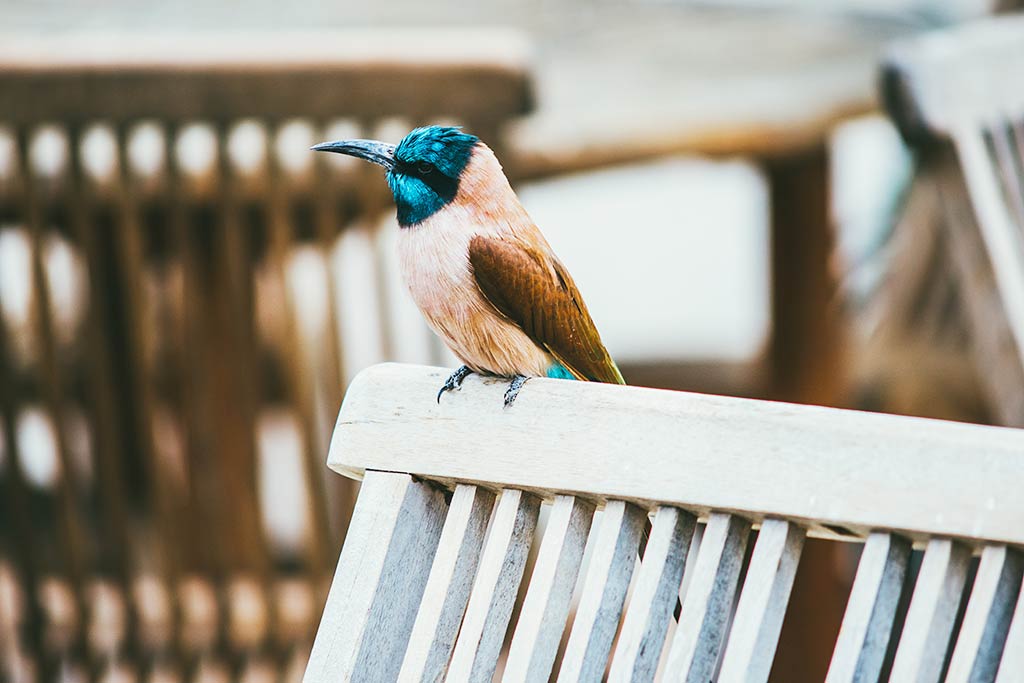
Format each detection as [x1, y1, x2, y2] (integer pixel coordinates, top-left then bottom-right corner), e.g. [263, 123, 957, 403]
[889, 538, 972, 683]
[446, 488, 540, 682]
[717, 519, 804, 683]
[505, 495, 595, 682]
[399, 484, 496, 682]
[826, 532, 911, 683]
[607, 506, 696, 683]
[330, 364, 1024, 546]
[557, 500, 647, 682]
[946, 545, 1023, 683]
[307, 363, 1024, 682]
[995, 572, 1024, 682]
[303, 471, 447, 683]
[663, 512, 751, 682]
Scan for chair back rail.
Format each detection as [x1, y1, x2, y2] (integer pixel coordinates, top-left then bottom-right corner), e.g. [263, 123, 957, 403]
[305, 362, 1024, 682]
[0, 34, 531, 682]
[883, 14, 1024, 427]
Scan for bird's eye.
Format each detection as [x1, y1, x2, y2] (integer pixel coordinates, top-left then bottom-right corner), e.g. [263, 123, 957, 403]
[417, 162, 433, 175]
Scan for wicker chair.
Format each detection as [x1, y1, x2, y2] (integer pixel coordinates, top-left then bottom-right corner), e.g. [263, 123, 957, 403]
[0, 31, 531, 683]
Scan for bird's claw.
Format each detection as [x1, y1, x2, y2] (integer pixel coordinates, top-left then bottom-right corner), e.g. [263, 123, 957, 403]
[504, 375, 529, 408]
[437, 365, 473, 403]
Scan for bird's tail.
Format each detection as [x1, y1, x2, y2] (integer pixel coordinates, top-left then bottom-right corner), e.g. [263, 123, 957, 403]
[609, 359, 625, 385]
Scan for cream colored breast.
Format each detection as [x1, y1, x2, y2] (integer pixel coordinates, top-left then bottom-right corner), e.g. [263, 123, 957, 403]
[396, 209, 552, 378]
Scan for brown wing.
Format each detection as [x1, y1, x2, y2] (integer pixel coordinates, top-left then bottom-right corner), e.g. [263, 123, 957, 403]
[468, 235, 624, 384]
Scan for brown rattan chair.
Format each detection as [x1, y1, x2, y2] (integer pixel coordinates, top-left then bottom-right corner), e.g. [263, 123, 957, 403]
[0, 31, 531, 683]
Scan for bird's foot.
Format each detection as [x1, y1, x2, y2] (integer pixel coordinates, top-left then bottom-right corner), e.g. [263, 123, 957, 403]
[437, 365, 473, 403]
[504, 375, 530, 408]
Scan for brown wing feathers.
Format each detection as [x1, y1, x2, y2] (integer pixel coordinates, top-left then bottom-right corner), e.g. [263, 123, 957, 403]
[468, 235, 625, 384]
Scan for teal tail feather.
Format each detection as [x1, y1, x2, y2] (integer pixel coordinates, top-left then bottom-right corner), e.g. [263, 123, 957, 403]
[546, 363, 576, 380]
[547, 361, 625, 385]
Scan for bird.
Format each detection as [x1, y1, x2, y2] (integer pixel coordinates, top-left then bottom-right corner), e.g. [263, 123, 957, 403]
[312, 128, 662, 603]
[312, 125, 623, 406]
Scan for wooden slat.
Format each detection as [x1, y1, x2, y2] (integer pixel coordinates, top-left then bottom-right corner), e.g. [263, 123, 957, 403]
[304, 470, 447, 683]
[112, 122, 186, 584]
[946, 545, 1023, 683]
[312, 121, 347, 396]
[0, 271, 51, 680]
[15, 128, 90, 634]
[826, 532, 912, 683]
[889, 538, 972, 682]
[310, 124, 350, 545]
[67, 124, 132, 578]
[955, 126, 1024, 376]
[989, 122, 1024, 230]
[1014, 119, 1024, 204]
[446, 488, 540, 682]
[398, 484, 495, 682]
[212, 121, 270, 586]
[329, 364, 1024, 547]
[265, 120, 332, 574]
[718, 518, 805, 683]
[663, 513, 752, 682]
[995, 573, 1024, 682]
[558, 500, 647, 682]
[335, 223, 388, 386]
[504, 495, 595, 683]
[67, 124, 144, 665]
[932, 146, 1024, 428]
[607, 506, 696, 683]
[164, 121, 228, 582]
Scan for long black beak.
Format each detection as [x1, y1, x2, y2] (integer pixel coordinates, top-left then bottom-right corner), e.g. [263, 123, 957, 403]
[310, 139, 396, 170]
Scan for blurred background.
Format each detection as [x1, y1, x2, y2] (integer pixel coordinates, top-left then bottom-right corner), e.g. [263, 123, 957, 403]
[1, 0, 1021, 681]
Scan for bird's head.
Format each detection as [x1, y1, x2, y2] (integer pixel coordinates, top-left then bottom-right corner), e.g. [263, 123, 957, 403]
[312, 125, 483, 227]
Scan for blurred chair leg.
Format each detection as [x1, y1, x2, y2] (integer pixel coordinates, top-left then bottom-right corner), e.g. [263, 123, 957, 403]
[765, 144, 846, 407]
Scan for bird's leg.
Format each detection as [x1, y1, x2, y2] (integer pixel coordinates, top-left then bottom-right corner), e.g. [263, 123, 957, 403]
[437, 365, 473, 403]
[503, 374, 530, 407]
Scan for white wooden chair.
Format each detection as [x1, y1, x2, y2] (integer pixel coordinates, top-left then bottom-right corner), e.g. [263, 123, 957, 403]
[883, 14, 1024, 427]
[303, 363, 1024, 682]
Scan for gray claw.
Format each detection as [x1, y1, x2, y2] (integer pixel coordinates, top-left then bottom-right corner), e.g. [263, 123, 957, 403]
[437, 365, 472, 403]
[503, 375, 529, 407]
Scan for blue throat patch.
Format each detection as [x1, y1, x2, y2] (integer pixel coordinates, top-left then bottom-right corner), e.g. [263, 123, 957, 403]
[387, 126, 479, 226]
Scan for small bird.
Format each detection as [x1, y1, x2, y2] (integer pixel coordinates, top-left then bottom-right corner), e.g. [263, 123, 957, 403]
[312, 126, 623, 406]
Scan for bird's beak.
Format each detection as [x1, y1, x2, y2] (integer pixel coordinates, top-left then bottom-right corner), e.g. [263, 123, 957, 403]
[310, 139, 396, 170]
